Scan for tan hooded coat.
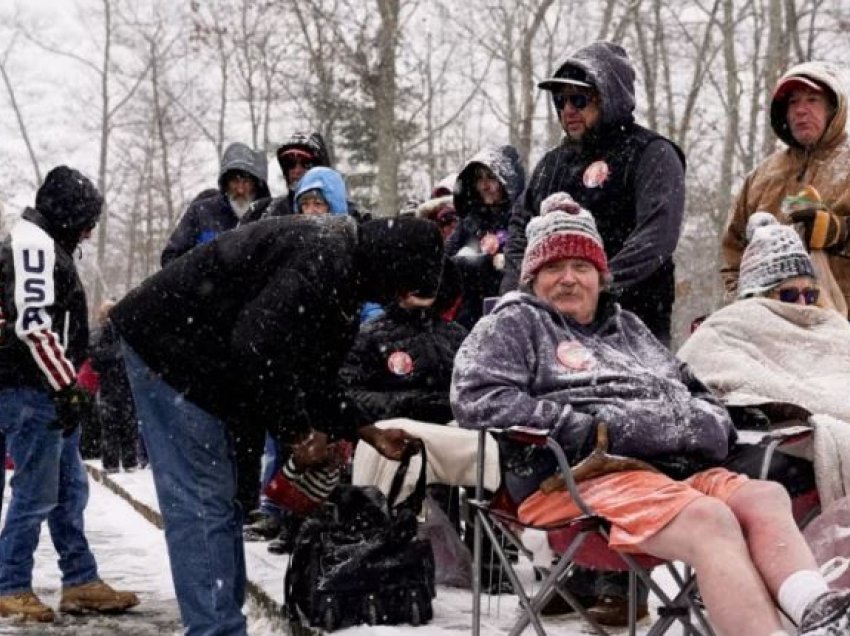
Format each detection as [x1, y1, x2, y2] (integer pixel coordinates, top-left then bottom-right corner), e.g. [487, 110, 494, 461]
[721, 62, 850, 307]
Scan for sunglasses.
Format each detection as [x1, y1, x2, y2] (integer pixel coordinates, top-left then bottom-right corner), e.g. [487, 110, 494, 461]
[552, 92, 594, 111]
[775, 287, 820, 305]
[281, 157, 315, 171]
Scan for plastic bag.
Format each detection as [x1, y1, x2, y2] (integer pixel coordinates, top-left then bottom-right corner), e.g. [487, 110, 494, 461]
[417, 495, 472, 588]
[803, 494, 850, 589]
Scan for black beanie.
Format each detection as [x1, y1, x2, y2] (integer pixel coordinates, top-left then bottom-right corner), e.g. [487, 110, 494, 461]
[36, 166, 103, 235]
[357, 217, 445, 303]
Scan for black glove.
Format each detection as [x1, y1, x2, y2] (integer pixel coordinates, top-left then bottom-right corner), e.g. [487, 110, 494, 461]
[788, 208, 849, 251]
[52, 384, 93, 437]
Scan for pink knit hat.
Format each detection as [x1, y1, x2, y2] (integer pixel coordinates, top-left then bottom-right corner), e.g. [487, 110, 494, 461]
[520, 194, 608, 285]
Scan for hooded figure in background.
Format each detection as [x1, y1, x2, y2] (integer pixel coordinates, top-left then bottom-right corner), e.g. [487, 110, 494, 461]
[112, 214, 446, 636]
[0, 166, 138, 622]
[161, 142, 269, 266]
[721, 61, 850, 308]
[501, 41, 685, 348]
[446, 144, 525, 328]
[242, 131, 369, 224]
[292, 167, 349, 216]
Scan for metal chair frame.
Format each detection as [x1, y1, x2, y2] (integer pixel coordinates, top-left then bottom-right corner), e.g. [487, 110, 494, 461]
[468, 426, 717, 636]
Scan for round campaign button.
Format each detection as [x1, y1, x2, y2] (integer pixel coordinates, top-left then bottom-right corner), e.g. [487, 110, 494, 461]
[583, 160, 610, 189]
[387, 351, 414, 376]
[556, 341, 595, 371]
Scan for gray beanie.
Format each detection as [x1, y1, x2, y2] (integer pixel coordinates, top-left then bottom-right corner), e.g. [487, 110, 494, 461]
[738, 212, 815, 298]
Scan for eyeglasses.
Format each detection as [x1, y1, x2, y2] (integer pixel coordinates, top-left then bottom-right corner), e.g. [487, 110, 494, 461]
[552, 92, 594, 111]
[775, 287, 820, 305]
[227, 171, 254, 184]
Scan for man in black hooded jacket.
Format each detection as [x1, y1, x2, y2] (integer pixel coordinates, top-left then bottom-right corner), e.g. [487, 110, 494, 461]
[501, 41, 685, 348]
[112, 214, 446, 636]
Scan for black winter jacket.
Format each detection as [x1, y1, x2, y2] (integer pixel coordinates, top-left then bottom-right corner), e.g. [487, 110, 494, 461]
[161, 144, 270, 266]
[113, 216, 364, 442]
[339, 304, 468, 424]
[446, 145, 525, 328]
[0, 208, 89, 392]
[501, 42, 685, 344]
[90, 319, 130, 389]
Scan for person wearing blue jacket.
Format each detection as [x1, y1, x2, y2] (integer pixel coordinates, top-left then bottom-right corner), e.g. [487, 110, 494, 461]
[292, 167, 349, 215]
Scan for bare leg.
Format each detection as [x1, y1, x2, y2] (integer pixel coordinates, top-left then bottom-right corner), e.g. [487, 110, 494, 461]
[636, 496, 783, 636]
[726, 480, 819, 595]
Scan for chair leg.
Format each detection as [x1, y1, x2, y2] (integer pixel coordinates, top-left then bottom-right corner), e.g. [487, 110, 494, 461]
[629, 569, 637, 636]
[476, 513, 549, 636]
[472, 508, 482, 636]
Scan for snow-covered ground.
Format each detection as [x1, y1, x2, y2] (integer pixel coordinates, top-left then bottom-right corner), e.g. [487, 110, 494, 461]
[0, 464, 692, 635]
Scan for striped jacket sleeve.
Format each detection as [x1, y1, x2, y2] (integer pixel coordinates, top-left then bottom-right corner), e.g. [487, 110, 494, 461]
[10, 220, 76, 391]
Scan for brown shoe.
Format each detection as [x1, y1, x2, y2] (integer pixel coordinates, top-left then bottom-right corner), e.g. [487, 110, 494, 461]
[586, 595, 649, 627]
[59, 580, 139, 614]
[0, 591, 55, 622]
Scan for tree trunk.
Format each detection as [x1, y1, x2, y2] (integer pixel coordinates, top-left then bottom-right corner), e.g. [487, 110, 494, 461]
[717, 0, 739, 230]
[93, 0, 112, 310]
[373, 0, 401, 217]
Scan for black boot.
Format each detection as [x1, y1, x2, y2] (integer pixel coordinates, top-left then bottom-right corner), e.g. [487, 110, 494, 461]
[268, 515, 302, 554]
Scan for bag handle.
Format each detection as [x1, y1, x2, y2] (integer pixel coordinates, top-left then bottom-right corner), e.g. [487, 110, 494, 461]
[386, 439, 427, 512]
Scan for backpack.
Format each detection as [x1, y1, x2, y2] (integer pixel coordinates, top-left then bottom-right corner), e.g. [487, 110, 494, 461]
[284, 442, 436, 632]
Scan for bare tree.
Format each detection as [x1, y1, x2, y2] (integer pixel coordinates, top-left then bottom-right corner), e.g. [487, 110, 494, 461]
[0, 36, 42, 185]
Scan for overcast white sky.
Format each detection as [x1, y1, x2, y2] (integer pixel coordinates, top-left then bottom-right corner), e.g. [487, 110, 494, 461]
[1, 0, 128, 215]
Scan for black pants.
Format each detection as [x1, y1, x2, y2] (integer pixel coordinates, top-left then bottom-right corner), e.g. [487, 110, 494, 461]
[234, 425, 266, 516]
[98, 384, 139, 470]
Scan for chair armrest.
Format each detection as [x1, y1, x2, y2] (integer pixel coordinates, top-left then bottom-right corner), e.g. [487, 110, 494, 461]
[488, 426, 551, 447]
[485, 426, 596, 517]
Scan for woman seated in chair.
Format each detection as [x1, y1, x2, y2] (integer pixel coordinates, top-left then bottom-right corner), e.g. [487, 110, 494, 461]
[679, 212, 850, 491]
[451, 196, 850, 636]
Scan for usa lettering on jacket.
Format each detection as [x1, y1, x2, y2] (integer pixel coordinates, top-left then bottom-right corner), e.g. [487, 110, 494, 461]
[11, 220, 74, 389]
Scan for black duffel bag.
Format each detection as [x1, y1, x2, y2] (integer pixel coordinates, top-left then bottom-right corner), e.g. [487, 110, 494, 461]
[284, 441, 435, 632]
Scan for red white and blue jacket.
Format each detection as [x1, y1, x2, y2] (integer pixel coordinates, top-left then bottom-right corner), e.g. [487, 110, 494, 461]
[0, 208, 88, 393]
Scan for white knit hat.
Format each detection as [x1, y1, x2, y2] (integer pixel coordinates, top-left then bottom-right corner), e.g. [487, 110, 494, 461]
[520, 197, 608, 285]
[738, 212, 815, 298]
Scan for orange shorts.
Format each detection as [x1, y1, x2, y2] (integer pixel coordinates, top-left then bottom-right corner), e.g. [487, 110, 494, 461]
[517, 467, 749, 553]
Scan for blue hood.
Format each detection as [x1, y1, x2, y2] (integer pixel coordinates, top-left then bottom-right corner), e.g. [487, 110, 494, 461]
[293, 167, 348, 215]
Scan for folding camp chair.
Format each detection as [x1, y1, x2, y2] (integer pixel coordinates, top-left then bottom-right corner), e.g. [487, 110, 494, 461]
[731, 422, 820, 528]
[467, 426, 716, 636]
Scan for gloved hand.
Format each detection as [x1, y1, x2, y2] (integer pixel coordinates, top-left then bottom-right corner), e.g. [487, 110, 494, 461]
[788, 208, 849, 251]
[51, 383, 93, 437]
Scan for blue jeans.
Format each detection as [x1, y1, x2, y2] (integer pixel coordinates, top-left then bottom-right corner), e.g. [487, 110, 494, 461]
[0, 388, 99, 594]
[123, 344, 247, 636]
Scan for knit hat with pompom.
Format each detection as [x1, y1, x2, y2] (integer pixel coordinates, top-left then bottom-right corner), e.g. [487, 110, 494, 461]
[738, 211, 815, 298]
[520, 193, 608, 285]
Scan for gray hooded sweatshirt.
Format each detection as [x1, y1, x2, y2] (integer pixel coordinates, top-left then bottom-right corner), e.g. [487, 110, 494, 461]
[451, 291, 735, 471]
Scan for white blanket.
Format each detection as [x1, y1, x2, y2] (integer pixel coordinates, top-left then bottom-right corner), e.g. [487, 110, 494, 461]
[352, 419, 500, 505]
[679, 299, 850, 505]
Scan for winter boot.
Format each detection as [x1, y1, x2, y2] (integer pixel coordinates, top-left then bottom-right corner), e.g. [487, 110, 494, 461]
[0, 592, 55, 622]
[244, 513, 281, 542]
[268, 515, 302, 555]
[59, 580, 140, 614]
[586, 594, 649, 626]
[800, 589, 850, 635]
